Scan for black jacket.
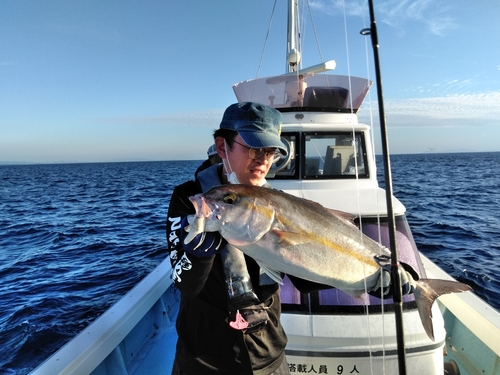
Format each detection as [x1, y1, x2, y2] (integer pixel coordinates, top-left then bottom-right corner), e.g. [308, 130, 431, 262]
[166, 167, 287, 375]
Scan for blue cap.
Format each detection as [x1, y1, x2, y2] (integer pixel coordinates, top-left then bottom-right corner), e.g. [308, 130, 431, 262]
[219, 102, 288, 156]
[207, 144, 217, 156]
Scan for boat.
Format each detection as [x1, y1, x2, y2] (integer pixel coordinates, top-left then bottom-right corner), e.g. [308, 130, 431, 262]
[30, 1, 500, 374]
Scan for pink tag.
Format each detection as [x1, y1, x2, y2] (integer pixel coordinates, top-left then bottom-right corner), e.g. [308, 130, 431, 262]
[229, 310, 249, 330]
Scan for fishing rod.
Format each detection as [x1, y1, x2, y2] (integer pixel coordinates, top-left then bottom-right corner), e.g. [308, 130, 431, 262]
[361, 1, 408, 374]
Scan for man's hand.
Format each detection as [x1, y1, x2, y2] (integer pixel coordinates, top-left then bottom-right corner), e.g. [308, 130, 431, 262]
[372, 255, 418, 297]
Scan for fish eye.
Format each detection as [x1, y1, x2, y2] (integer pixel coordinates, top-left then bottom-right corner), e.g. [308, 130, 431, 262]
[223, 193, 237, 205]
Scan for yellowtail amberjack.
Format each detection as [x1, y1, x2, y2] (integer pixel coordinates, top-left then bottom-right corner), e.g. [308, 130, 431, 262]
[185, 184, 472, 340]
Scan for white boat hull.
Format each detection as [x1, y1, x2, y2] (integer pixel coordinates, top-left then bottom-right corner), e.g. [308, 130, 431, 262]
[282, 304, 446, 375]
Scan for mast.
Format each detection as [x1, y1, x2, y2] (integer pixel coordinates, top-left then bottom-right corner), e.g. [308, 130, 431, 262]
[286, 0, 301, 73]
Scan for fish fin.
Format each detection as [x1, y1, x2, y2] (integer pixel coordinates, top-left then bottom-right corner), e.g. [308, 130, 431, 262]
[184, 216, 205, 244]
[273, 230, 311, 246]
[414, 278, 472, 341]
[255, 260, 284, 285]
[328, 209, 357, 225]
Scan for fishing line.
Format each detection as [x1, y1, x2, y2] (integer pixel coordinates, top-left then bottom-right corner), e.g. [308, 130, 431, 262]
[255, 0, 277, 79]
[362, 0, 408, 373]
[252, 0, 278, 98]
[309, 140, 325, 165]
[305, 0, 323, 63]
[340, 1, 376, 372]
[359, 0, 389, 371]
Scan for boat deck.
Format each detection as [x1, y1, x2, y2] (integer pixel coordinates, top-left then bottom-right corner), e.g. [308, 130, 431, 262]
[127, 322, 177, 375]
[30, 255, 500, 375]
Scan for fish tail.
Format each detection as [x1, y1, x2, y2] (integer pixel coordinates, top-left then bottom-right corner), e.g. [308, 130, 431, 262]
[414, 278, 472, 341]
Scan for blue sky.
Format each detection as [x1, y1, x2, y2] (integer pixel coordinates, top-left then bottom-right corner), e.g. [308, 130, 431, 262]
[1, 0, 499, 163]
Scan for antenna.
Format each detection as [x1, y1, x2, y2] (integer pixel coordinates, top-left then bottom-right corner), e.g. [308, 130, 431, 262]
[266, 60, 336, 85]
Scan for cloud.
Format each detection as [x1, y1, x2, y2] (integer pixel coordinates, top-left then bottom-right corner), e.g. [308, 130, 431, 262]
[99, 88, 500, 132]
[402, 77, 496, 97]
[103, 89, 500, 132]
[310, 0, 457, 36]
[379, 0, 457, 36]
[310, 0, 365, 17]
[360, 91, 500, 127]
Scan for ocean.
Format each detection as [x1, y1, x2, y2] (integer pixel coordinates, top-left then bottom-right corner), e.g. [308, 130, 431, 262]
[1, 153, 499, 374]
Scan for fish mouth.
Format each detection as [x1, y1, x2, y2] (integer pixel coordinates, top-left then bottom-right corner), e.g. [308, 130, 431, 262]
[189, 193, 220, 219]
[183, 193, 222, 245]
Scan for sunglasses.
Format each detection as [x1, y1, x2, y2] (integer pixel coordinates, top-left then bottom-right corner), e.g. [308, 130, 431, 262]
[232, 140, 282, 163]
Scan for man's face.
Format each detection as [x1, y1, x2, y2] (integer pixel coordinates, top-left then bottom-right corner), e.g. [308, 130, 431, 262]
[217, 134, 275, 186]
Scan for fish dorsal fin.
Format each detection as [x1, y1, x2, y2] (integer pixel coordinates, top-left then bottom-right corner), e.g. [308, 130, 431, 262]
[328, 209, 357, 226]
[273, 229, 311, 246]
[255, 260, 284, 285]
[284, 193, 357, 226]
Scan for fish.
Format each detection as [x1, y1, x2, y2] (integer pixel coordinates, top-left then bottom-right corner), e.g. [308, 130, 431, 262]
[184, 184, 472, 341]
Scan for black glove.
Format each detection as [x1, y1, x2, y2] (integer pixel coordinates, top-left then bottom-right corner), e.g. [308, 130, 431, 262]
[372, 255, 418, 297]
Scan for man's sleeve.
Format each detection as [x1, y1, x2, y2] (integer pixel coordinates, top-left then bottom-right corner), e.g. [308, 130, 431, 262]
[166, 181, 215, 298]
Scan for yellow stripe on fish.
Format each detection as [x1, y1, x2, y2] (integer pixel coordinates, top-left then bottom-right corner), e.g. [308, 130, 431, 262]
[241, 197, 379, 268]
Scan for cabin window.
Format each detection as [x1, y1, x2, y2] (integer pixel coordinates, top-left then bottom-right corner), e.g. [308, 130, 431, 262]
[268, 132, 369, 180]
[303, 132, 368, 179]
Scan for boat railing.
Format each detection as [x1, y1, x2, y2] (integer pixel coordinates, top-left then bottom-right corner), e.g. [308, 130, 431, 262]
[29, 258, 177, 375]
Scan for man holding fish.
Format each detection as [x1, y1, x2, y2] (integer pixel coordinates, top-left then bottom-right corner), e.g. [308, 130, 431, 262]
[166, 102, 468, 375]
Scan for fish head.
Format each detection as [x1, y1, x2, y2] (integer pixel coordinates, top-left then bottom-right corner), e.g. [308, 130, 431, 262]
[189, 185, 276, 246]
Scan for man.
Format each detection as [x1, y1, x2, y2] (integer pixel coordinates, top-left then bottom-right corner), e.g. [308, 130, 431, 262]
[166, 102, 291, 374]
[166, 102, 414, 374]
[207, 144, 223, 165]
[195, 144, 223, 175]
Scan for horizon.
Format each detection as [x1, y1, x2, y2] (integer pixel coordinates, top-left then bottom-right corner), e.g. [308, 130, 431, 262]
[2, 1, 499, 163]
[2, 149, 499, 167]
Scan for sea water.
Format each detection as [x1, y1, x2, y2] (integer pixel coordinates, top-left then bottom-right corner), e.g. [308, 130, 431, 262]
[0, 154, 499, 374]
[387, 152, 500, 306]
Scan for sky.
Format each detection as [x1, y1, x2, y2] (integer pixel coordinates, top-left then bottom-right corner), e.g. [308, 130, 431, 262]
[1, 0, 499, 164]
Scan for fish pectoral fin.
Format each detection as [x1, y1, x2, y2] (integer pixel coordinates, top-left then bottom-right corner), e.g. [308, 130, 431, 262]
[273, 230, 311, 246]
[414, 278, 472, 341]
[256, 260, 284, 285]
[184, 216, 205, 244]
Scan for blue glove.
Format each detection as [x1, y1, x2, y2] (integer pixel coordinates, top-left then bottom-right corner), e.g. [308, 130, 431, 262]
[180, 215, 226, 257]
[372, 255, 417, 297]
